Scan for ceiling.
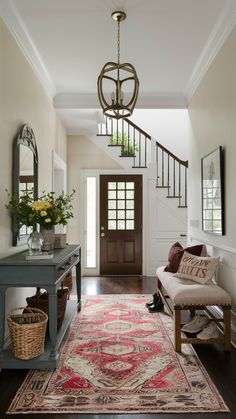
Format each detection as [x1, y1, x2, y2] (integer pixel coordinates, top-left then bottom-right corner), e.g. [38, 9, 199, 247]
[1, 0, 236, 134]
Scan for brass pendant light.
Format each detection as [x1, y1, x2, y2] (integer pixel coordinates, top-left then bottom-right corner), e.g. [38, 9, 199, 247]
[97, 11, 139, 119]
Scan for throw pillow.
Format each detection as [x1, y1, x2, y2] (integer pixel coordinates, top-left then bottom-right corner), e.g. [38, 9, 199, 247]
[164, 242, 204, 273]
[173, 251, 220, 284]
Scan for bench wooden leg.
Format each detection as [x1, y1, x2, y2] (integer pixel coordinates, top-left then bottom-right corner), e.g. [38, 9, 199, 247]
[174, 308, 181, 352]
[223, 306, 231, 351]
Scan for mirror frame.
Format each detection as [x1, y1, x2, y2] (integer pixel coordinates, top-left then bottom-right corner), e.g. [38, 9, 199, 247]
[201, 146, 225, 235]
[12, 124, 38, 246]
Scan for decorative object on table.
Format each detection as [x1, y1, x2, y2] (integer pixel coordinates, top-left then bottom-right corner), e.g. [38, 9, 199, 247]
[27, 226, 44, 256]
[40, 225, 55, 251]
[54, 233, 67, 249]
[8, 295, 229, 414]
[62, 270, 73, 290]
[7, 307, 48, 360]
[26, 286, 69, 327]
[5, 189, 75, 250]
[201, 146, 225, 235]
[25, 252, 53, 260]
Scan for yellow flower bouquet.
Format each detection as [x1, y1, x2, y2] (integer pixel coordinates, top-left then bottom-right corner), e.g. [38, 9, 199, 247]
[6, 190, 75, 229]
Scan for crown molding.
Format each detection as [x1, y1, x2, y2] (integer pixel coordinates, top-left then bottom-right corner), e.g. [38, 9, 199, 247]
[185, 0, 236, 103]
[54, 92, 187, 110]
[0, 0, 56, 99]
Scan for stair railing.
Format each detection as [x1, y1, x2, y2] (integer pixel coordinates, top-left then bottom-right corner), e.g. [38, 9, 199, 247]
[97, 116, 188, 207]
[156, 142, 188, 208]
[97, 116, 151, 168]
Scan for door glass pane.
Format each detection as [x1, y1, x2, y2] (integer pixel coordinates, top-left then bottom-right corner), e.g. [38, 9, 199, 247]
[108, 210, 116, 219]
[108, 200, 116, 209]
[108, 190, 116, 199]
[117, 210, 125, 219]
[126, 190, 134, 199]
[118, 190, 125, 199]
[126, 200, 134, 209]
[107, 180, 135, 231]
[108, 220, 116, 230]
[117, 220, 125, 230]
[86, 176, 96, 268]
[126, 220, 134, 229]
[117, 200, 125, 209]
[126, 210, 134, 219]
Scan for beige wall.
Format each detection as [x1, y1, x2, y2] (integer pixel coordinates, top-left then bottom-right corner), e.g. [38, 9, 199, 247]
[0, 17, 67, 321]
[0, 17, 67, 255]
[188, 26, 236, 248]
[188, 26, 236, 342]
[67, 135, 121, 244]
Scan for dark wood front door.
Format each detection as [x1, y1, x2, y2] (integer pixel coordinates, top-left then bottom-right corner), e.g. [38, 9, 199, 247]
[100, 175, 142, 275]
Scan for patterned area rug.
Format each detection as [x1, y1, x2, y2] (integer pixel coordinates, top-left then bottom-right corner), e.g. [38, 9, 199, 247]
[8, 295, 229, 414]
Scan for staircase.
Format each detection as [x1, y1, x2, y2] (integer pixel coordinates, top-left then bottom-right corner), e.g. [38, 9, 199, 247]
[97, 116, 188, 208]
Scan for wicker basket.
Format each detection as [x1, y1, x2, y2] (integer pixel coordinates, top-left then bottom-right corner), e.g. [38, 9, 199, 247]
[62, 271, 73, 290]
[7, 307, 48, 360]
[26, 286, 69, 328]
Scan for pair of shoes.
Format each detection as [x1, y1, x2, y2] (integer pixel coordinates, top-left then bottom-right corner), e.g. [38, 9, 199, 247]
[148, 299, 164, 312]
[181, 314, 210, 333]
[148, 293, 164, 312]
[145, 292, 159, 308]
[197, 322, 220, 340]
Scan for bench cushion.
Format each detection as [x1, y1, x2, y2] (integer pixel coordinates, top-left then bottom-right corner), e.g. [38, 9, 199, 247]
[156, 266, 231, 306]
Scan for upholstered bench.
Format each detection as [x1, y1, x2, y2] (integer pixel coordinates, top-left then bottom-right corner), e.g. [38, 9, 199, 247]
[156, 266, 231, 352]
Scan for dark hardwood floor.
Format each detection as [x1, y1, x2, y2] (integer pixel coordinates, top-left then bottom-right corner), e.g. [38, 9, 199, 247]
[0, 275, 236, 418]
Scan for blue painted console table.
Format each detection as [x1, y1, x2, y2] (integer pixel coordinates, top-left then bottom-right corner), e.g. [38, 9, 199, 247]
[0, 244, 81, 369]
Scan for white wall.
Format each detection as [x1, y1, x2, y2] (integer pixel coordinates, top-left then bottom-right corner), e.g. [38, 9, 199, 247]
[188, 26, 236, 345]
[130, 109, 190, 161]
[67, 134, 121, 247]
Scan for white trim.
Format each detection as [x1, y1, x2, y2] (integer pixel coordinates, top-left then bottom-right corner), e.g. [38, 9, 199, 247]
[189, 235, 236, 256]
[52, 151, 67, 192]
[80, 169, 147, 277]
[54, 93, 187, 110]
[0, 0, 56, 99]
[185, 0, 236, 102]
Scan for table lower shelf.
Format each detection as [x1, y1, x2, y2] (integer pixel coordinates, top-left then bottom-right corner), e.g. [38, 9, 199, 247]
[0, 299, 79, 370]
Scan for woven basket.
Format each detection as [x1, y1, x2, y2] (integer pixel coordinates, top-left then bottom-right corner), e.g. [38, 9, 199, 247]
[7, 307, 48, 360]
[62, 271, 73, 289]
[26, 286, 69, 328]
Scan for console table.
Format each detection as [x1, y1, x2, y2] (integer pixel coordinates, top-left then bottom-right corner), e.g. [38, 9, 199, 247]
[0, 244, 81, 369]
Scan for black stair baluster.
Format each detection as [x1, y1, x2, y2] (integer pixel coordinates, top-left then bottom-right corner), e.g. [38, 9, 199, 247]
[156, 144, 159, 187]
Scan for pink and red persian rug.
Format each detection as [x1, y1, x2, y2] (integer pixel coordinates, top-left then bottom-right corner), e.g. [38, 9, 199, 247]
[8, 295, 229, 414]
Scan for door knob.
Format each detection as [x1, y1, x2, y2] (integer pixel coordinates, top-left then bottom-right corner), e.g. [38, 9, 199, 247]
[101, 232, 105, 237]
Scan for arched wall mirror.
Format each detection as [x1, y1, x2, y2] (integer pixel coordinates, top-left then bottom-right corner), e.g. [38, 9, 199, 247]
[12, 124, 38, 246]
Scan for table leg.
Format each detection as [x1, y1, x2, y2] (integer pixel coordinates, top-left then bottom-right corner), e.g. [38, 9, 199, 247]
[76, 248, 81, 311]
[48, 290, 58, 360]
[0, 288, 5, 359]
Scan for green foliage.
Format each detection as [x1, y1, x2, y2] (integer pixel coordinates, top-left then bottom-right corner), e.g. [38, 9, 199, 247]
[5, 190, 75, 229]
[109, 131, 138, 157]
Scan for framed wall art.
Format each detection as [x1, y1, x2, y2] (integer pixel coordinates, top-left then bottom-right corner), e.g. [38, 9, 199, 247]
[201, 146, 225, 235]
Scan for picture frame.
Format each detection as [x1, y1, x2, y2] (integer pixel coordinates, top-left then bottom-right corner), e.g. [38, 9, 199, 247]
[201, 146, 225, 235]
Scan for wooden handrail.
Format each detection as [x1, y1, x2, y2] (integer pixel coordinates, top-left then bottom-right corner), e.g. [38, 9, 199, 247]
[124, 118, 188, 167]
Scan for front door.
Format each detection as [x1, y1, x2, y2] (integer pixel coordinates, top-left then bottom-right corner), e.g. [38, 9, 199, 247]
[100, 174, 142, 275]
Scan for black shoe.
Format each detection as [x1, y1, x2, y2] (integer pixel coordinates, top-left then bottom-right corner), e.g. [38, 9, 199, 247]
[145, 293, 160, 308]
[148, 300, 164, 312]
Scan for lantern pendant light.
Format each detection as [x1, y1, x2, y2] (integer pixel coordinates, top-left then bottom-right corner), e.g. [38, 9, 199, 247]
[97, 11, 139, 119]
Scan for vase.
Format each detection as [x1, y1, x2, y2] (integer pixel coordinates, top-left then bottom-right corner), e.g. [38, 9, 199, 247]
[40, 226, 55, 252]
[27, 227, 44, 256]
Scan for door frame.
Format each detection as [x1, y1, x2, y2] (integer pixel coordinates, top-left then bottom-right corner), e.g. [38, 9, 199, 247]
[80, 169, 148, 277]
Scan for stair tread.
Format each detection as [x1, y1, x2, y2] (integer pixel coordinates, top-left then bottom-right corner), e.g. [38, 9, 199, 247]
[167, 195, 182, 198]
[156, 185, 169, 188]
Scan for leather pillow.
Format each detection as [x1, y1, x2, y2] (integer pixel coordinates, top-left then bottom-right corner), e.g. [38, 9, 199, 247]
[173, 251, 220, 284]
[164, 242, 203, 273]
